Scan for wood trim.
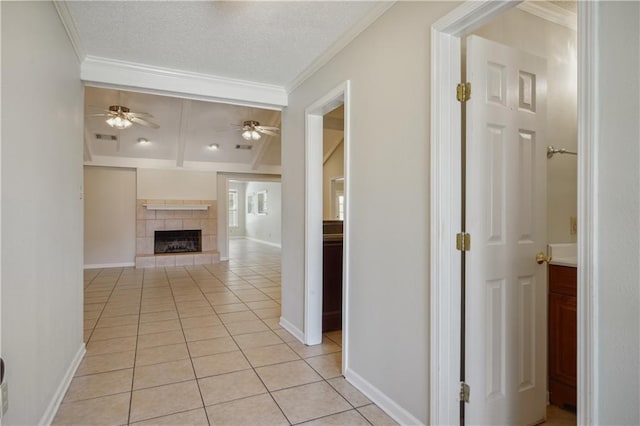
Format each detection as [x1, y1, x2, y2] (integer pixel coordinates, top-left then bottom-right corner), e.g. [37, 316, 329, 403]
[53, 1, 86, 63]
[303, 81, 351, 376]
[577, 2, 598, 424]
[517, 1, 577, 31]
[81, 56, 288, 109]
[345, 367, 423, 426]
[429, 26, 462, 426]
[39, 344, 86, 425]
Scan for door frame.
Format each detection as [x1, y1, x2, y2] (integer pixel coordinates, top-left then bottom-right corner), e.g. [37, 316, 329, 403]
[216, 172, 282, 261]
[429, 1, 597, 424]
[303, 81, 350, 372]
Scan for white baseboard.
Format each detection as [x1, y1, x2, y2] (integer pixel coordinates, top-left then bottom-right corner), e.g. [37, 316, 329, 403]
[279, 317, 305, 344]
[83, 262, 135, 269]
[39, 343, 86, 426]
[244, 237, 281, 248]
[345, 367, 424, 426]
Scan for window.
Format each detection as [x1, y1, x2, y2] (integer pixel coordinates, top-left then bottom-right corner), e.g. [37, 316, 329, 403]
[247, 193, 255, 214]
[331, 177, 345, 220]
[228, 190, 238, 227]
[257, 190, 268, 214]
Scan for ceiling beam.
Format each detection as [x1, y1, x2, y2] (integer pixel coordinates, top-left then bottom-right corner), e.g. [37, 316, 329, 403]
[85, 155, 281, 175]
[176, 99, 192, 168]
[251, 110, 281, 170]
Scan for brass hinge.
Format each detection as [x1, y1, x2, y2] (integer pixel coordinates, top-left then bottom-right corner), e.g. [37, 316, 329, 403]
[456, 82, 471, 102]
[456, 232, 471, 251]
[460, 382, 470, 403]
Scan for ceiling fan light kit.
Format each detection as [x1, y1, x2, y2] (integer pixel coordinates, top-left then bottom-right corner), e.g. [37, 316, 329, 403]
[241, 120, 263, 141]
[106, 105, 132, 129]
[92, 104, 160, 130]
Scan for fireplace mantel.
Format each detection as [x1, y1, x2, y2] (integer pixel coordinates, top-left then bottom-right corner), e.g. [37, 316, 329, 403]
[143, 204, 210, 211]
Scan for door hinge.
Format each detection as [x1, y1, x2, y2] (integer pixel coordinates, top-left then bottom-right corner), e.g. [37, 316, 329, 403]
[456, 232, 471, 251]
[456, 82, 471, 102]
[459, 382, 470, 403]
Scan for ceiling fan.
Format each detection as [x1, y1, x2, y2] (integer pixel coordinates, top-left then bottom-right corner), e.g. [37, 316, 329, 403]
[235, 120, 279, 141]
[87, 105, 160, 130]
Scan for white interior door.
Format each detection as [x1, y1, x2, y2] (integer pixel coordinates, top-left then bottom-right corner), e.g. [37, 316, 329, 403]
[465, 35, 547, 425]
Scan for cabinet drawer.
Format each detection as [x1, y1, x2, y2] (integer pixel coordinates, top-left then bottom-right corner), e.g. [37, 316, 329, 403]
[549, 265, 577, 297]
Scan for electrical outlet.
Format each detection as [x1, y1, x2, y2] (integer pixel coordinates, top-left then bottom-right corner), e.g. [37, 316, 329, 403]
[570, 216, 577, 236]
[0, 381, 8, 418]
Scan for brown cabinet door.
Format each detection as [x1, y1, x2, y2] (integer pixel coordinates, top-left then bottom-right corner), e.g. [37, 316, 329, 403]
[548, 291, 577, 407]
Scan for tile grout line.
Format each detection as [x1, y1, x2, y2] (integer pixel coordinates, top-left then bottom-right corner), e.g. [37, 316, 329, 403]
[126, 267, 146, 425]
[184, 264, 294, 425]
[165, 266, 213, 426]
[84, 268, 123, 344]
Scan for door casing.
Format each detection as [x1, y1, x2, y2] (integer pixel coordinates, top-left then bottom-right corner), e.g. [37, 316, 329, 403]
[303, 81, 351, 379]
[429, 1, 598, 424]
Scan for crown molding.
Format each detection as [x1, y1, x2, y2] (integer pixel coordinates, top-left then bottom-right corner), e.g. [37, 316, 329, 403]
[81, 56, 288, 109]
[286, 2, 396, 93]
[53, 1, 86, 63]
[517, 0, 577, 31]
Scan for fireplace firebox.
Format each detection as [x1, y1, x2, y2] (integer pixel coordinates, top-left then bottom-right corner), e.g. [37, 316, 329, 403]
[154, 230, 202, 254]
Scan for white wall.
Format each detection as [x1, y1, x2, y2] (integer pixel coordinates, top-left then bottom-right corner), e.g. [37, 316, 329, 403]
[323, 141, 344, 220]
[594, 2, 640, 423]
[1, 2, 84, 424]
[245, 181, 281, 246]
[137, 168, 217, 200]
[228, 181, 246, 237]
[282, 2, 458, 422]
[84, 167, 136, 267]
[474, 8, 577, 244]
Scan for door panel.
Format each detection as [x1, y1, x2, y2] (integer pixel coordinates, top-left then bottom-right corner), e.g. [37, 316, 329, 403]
[466, 35, 547, 425]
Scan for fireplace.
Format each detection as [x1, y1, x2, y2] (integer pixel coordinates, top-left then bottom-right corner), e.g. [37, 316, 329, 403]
[154, 230, 202, 254]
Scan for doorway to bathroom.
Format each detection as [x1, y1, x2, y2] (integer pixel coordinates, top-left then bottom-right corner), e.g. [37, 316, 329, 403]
[429, 2, 587, 425]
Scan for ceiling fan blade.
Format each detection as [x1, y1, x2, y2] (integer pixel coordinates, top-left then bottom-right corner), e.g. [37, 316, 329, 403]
[258, 129, 279, 137]
[86, 105, 113, 113]
[86, 113, 112, 118]
[256, 126, 280, 131]
[127, 112, 153, 118]
[130, 117, 160, 129]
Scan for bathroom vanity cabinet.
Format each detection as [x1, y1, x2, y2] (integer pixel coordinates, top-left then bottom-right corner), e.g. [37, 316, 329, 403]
[548, 264, 577, 409]
[322, 221, 343, 332]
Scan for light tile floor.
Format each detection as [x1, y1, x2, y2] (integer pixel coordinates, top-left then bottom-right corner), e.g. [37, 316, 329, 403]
[54, 239, 396, 426]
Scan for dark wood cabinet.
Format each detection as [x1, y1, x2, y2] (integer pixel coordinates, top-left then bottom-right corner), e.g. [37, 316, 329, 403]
[548, 265, 577, 409]
[322, 221, 343, 333]
[322, 236, 343, 332]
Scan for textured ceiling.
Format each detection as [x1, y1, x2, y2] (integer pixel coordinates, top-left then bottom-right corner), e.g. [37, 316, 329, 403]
[73, 1, 384, 171]
[68, 1, 382, 86]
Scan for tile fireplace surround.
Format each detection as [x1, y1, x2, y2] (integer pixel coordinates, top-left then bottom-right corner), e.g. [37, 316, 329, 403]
[135, 199, 219, 268]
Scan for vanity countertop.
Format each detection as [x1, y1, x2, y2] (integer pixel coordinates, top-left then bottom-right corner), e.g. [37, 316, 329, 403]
[550, 256, 577, 267]
[548, 243, 577, 268]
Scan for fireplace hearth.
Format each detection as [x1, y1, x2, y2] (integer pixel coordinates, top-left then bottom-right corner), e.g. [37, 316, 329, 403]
[154, 230, 202, 254]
